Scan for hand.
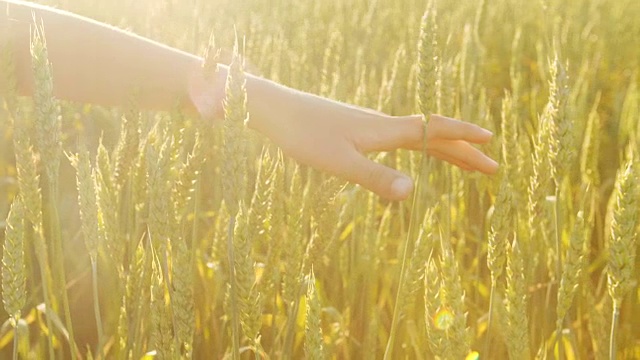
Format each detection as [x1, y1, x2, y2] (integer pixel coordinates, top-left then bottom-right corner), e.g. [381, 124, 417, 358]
[190, 68, 498, 201]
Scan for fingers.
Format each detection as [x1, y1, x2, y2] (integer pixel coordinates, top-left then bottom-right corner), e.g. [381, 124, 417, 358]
[428, 139, 499, 174]
[342, 152, 414, 201]
[349, 113, 497, 175]
[428, 149, 475, 171]
[352, 114, 423, 153]
[427, 114, 493, 144]
[362, 114, 493, 153]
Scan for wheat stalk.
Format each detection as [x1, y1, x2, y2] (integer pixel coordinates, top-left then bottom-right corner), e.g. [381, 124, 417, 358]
[281, 166, 310, 356]
[151, 259, 174, 359]
[606, 155, 638, 360]
[222, 39, 248, 217]
[113, 107, 142, 190]
[417, 0, 438, 118]
[305, 269, 324, 360]
[586, 289, 611, 360]
[308, 175, 343, 266]
[488, 175, 512, 284]
[424, 259, 446, 358]
[556, 207, 587, 344]
[385, 4, 438, 357]
[548, 58, 571, 358]
[504, 236, 530, 360]
[437, 238, 471, 359]
[175, 131, 206, 219]
[580, 94, 602, 187]
[0, 38, 18, 116]
[126, 241, 149, 359]
[486, 171, 513, 358]
[96, 142, 127, 275]
[2, 197, 26, 322]
[172, 239, 195, 358]
[146, 133, 175, 259]
[222, 36, 250, 360]
[233, 206, 263, 354]
[282, 166, 307, 310]
[2, 197, 27, 360]
[247, 147, 275, 253]
[30, 19, 62, 185]
[8, 24, 59, 358]
[401, 208, 435, 317]
[69, 145, 105, 359]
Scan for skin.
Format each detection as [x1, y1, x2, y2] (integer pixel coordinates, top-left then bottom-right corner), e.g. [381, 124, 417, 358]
[1, 0, 498, 201]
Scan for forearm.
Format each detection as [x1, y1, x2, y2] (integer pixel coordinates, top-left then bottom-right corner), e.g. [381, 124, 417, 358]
[0, 0, 303, 131]
[1, 0, 207, 114]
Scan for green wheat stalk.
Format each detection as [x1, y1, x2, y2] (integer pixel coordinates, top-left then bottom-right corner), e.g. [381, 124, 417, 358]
[385, 3, 437, 357]
[222, 36, 249, 360]
[69, 146, 104, 359]
[305, 269, 324, 360]
[2, 198, 27, 360]
[606, 155, 638, 360]
[30, 20, 79, 358]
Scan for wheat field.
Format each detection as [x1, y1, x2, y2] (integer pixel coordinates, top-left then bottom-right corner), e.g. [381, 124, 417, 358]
[1, 0, 639, 359]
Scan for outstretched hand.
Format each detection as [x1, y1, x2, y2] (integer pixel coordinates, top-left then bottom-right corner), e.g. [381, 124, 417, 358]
[1, 0, 497, 202]
[190, 68, 498, 201]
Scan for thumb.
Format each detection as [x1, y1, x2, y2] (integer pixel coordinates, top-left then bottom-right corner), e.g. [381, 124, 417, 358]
[344, 153, 414, 201]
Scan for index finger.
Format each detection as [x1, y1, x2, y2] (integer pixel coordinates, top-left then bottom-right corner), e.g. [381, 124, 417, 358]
[426, 114, 493, 144]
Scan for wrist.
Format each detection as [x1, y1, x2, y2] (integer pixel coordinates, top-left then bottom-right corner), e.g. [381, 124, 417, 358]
[186, 62, 226, 122]
[187, 60, 302, 140]
[244, 74, 301, 132]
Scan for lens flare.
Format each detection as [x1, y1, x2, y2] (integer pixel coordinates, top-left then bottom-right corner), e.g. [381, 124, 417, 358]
[465, 351, 480, 360]
[433, 308, 454, 330]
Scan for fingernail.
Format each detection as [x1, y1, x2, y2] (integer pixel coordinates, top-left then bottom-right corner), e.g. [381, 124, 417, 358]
[391, 177, 414, 199]
[488, 159, 499, 173]
[482, 128, 494, 137]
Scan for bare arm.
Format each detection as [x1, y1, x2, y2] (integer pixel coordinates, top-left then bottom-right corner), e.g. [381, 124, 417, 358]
[0, 0, 302, 143]
[1, 0, 204, 113]
[1, 0, 497, 201]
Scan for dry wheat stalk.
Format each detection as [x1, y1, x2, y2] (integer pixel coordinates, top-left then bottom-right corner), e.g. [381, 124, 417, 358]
[232, 207, 262, 348]
[30, 20, 62, 185]
[488, 175, 512, 284]
[305, 270, 324, 360]
[607, 157, 638, 305]
[151, 259, 174, 359]
[2, 198, 27, 323]
[504, 236, 530, 360]
[424, 259, 446, 358]
[171, 239, 195, 358]
[96, 142, 126, 272]
[69, 146, 100, 258]
[222, 40, 249, 216]
[417, 0, 438, 119]
[580, 94, 602, 187]
[438, 241, 471, 359]
[401, 208, 435, 317]
[556, 208, 588, 342]
[606, 155, 638, 359]
[222, 37, 251, 360]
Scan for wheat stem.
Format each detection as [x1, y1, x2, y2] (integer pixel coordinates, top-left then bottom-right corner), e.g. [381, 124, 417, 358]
[384, 123, 428, 359]
[609, 302, 620, 360]
[90, 257, 105, 360]
[226, 216, 240, 360]
[485, 283, 496, 358]
[12, 326, 18, 360]
[553, 188, 563, 359]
